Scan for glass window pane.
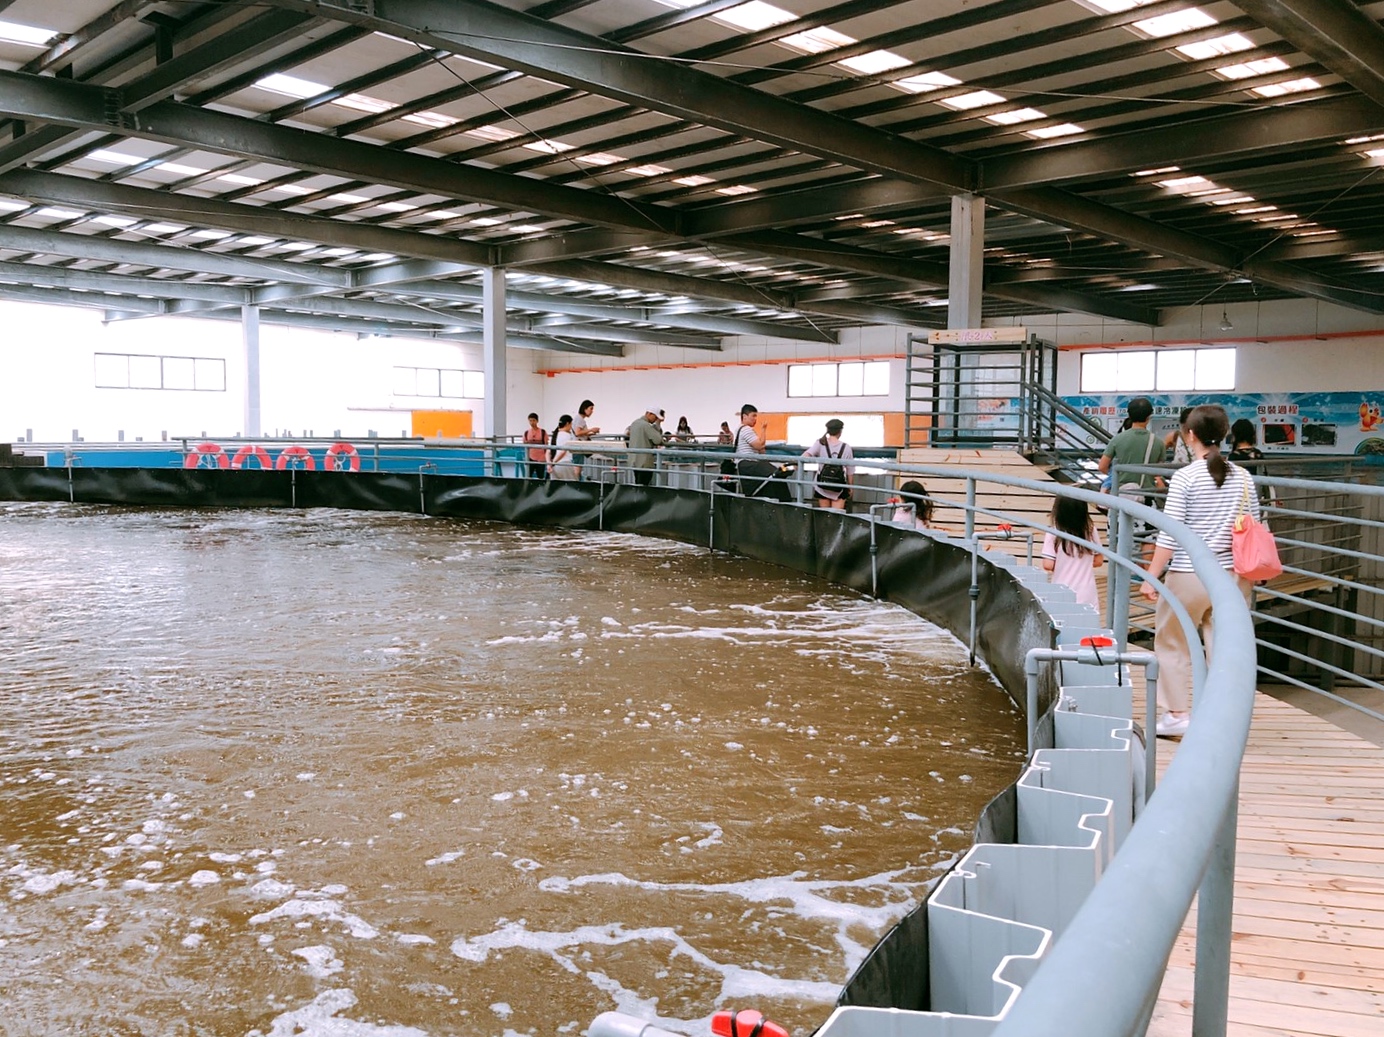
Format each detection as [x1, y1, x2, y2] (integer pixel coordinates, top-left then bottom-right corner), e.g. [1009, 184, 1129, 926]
[129, 354, 161, 389]
[1081, 353, 1118, 392]
[416, 368, 440, 397]
[1195, 347, 1236, 390]
[1155, 350, 1196, 391]
[862, 360, 891, 395]
[163, 356, 195, 390]
[810, 363, 837, 396]
[393, 366, 418, 396]
[194, 358, 225, 391]
[787, 364, 813, 397]
[463, 371, 484, 398]
[94, 353, 128, 388]
[438, 368, 465, 398]
[837, 362, 864, 396]
[1115, 350, 1155, 391]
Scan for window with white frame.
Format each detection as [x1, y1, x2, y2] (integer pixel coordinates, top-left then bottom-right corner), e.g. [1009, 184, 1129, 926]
[94, 353, 226, 391]
[393, 366, 485, 398]
[1079, 347, 1235, 393]
[787, 360, 890, 398]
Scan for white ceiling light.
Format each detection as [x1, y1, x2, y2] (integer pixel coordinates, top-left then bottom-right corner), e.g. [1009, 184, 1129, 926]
[1026, 123, 1085, 139]
[1216, 56, 1289, 80]
[893, 71, 962, 94]
[1133, 9, 1218, 39]
[1176, 33, 1253, 60]
[779, 26, 855, 55]
[940, 89, 1006, 110]
[0, 20, 57, 46]
[714, 2, 796, 32]
[716, 184, 758, 195]
[1252, 77, 1321, 97]
[574, 152, 625, 166]
[523, 140, 575, 155]
[255, 73, 327, 99]
[465, 126, 519, 143]
[838, 50, 912, 75]
[673, 175, 716, 186]
[626, 164, 672, 176]
[986, 108, 1045, 125]
[402, 111, 458, 129]
[334, 93, 394, 115]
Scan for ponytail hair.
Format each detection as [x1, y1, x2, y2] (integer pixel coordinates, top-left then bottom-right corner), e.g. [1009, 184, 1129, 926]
[1186, 404, 1231, 487]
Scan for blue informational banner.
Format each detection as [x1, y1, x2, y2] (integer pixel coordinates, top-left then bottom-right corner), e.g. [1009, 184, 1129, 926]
[1061, 391, 1384, 458]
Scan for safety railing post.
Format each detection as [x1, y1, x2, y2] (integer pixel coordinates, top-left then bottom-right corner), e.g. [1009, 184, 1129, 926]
[1113, 506, 1134, 650]
[968, 539, 980, 666]
[291, 467, 297, 510]
[707, 475, 715, 553]
[1192, 782, 1239, 1037]
[964, 477, 976, 541]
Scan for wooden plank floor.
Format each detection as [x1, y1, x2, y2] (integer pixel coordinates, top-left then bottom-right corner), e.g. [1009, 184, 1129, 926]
[1137, 690, 1384, 1036]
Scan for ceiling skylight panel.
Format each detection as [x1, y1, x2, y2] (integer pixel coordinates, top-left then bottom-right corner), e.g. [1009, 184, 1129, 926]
[466, 125, 519, 143]
[523, 140, 575, 154]
[1083, 1, 1159, 12]
[1157, 174, 1212, 191]
[255, 73, 327, 99]
[716, 184, 758, 195]
[333, 93, 394, 115]
[838, 50, 913, 76]
[402, 111, 459, 129]
[217, 173, 264, 186]
[673, 175, 716, 186]
[779, 26, 856, 55]
[0, 20, 57, 46]
[1252, 77, 1321, 96]
[1176, 33, 1253, 60]
[1215, 56, 1288, 79]
[986, 108, 1045, 125]
[712, 2, 797, 32]
[1133, 8, 1217, 38]
[940, 90, 1007, 110]
[574, 152, 625, 166]
[89, 150, 142, 166]
[626, 164, 672, 176]
[893, 71, 962, 94]
[1026, 123, 1084, 138]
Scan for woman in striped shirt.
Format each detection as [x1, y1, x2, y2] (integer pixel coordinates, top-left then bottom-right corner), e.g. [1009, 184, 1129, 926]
[1139, 404, 1259, 739]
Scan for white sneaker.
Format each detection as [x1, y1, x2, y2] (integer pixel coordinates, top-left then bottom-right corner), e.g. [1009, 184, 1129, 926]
[1156, 712, 1190, 738]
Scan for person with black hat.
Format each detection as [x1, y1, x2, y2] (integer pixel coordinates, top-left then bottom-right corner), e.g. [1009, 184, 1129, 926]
[802, 418, 853, 509]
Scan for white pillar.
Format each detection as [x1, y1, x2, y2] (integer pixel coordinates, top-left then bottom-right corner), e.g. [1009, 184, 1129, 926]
[482, 266, 507, 440]
[242, 303, 261, 438]
[947, 193, 984, 330]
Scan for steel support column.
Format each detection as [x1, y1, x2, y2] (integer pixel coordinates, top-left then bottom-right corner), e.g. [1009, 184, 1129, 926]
[483, 266, 507, 441]
[243, 304, 261, 439]
[948, 194, 984, 330]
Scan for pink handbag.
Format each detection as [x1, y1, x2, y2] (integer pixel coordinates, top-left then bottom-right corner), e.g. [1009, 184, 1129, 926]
[1232, 468, 1282, 582]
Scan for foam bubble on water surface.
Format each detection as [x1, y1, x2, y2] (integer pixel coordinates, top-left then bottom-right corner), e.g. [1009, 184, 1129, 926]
[254, 989, 430, 1037]
[20, 869, 77, 894]
[187, 870, 220, 887]
[250, 897, 378, 939]
[490, 1003, 513, 1019]
[424, 850, 465, 867]
[294, 944, 344, 978]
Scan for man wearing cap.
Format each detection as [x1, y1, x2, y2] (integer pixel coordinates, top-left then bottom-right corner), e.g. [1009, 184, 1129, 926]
[627, 405, 664, 487]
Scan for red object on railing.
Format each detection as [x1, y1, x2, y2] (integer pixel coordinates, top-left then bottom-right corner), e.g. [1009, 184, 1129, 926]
[274, 445, 316, 470]
[183, 442, 229, 469]
[711, 1010, 790, 1037]
[1079, 635, 1115, 648]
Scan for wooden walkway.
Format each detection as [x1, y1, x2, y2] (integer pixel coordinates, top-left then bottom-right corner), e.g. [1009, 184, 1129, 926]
[1143, 692, 1384, 1036]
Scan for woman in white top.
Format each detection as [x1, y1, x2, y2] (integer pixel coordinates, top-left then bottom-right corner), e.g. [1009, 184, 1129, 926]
[733, 404, 765, 457]
[802, 418, 853, 509]
[548, 415, 579, 481]
[1163, 406, 1193, 466]
[1140, 404, 1259, 738]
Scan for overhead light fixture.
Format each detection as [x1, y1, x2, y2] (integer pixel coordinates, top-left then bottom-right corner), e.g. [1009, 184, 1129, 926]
[1219, 309, 1233, 331]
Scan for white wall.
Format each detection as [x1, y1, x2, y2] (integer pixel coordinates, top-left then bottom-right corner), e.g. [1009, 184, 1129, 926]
[0, 300, 546, 443]
[532, 324, 918, 441]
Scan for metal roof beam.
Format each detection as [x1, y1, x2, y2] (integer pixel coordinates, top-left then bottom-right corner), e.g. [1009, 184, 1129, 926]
[1230, 0, 1384, 109]
[0, 260, 250, 304]
[0, 223, 353, 285]
[0, 283, 164, 312]
[992, 186, 1384, 314]
[0, 170, 494, 269]
[0, 70, 677, 234]
[277, 0, 975, 192]
[982, 96, 1384, 190]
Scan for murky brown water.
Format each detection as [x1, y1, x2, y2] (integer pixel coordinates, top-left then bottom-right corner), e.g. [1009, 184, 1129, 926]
[0, 504, 1024, 1037]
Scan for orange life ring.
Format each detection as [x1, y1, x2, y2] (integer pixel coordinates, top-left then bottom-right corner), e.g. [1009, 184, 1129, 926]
[274, 445, 316, 470]
[323, 441, 360, 472]
[712, 1010, 790, 1037]
[183, 442, 229, 469]
[230, 444, 274, 470]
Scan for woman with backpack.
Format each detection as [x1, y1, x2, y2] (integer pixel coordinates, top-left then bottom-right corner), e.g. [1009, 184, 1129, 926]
[548, 415, 579, 481]
[802, 418, 853, 509]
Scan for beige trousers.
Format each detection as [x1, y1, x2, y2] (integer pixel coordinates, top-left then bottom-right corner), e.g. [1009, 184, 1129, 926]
[1153, 569, 1253, 713]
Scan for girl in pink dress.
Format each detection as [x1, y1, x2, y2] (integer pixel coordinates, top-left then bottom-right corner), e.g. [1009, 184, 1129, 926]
[1041, 497, 1102, 610]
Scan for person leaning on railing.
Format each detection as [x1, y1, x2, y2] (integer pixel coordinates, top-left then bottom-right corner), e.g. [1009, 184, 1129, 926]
[1139, 404, 1259, 739]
